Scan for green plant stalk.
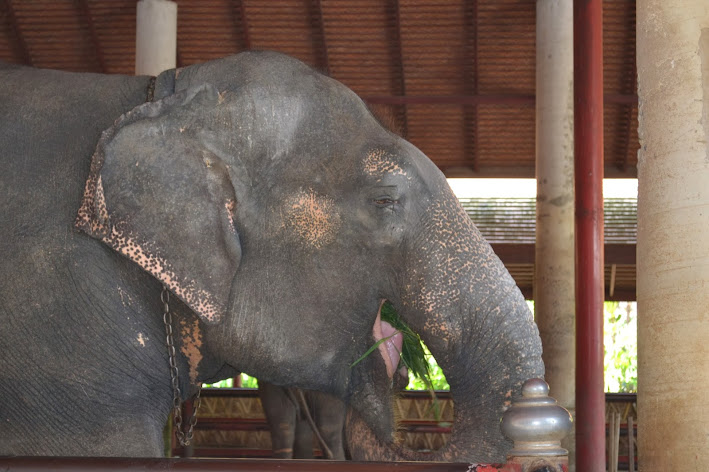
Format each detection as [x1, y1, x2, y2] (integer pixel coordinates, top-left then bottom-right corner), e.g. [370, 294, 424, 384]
[374, 302, 446, 420]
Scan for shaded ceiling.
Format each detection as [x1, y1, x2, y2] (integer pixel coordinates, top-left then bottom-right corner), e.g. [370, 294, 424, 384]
[0, 0, 638, 178]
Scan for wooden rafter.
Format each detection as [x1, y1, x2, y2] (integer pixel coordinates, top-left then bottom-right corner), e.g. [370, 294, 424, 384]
[3, 0, 32, 66]
[364, 93, 637, 106]
[389, 0, 407, 137]
[233, 0, 251, 51]
[76, 0, 106, 73]
[463, 0, 479, 172]
[621, 59, 637, 173]
[621, 6, 638, 173]
[310, 0, 329, 75]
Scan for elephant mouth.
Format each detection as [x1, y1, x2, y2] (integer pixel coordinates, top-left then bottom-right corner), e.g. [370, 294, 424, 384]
[372, 301, 405, 379]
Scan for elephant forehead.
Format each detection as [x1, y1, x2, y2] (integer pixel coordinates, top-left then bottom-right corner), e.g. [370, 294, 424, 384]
[282, 189, 341, 249]
[363, 149, 406, 178]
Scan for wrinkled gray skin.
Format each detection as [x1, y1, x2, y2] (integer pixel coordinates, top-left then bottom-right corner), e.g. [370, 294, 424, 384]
[258, 381, 346, 460]
[0, 51, 543, 461]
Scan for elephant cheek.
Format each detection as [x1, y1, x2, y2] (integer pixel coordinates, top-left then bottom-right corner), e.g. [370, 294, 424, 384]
[179, 318, 204, 384]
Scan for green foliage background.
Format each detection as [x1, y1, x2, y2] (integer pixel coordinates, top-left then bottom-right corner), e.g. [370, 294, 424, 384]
[603, 301, 637, 392]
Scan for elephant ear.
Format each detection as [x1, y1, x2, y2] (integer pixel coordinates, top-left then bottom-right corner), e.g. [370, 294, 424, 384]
[76, 84, 241, 324]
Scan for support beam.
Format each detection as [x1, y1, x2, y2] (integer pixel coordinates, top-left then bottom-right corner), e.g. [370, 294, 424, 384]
[3, 0, 32, 66]
[363, 94, 637, 106]
[77, 0, 106, 73]
[232, 0, 251, 50]
[573, 1, 605, 471]
[490, 244, 635, 266]
[636, 1, 709, 468]
[311, 0, 329, 75]
[463, 0, 478, 172]
[620, 22, 637, 173]
[390, 0, 408, 137]
[534, 1, 575, 468]
[135, 0, 177, 76]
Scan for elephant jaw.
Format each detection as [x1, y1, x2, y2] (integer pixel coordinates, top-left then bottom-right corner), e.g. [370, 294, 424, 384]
[372, 303, 404, 380]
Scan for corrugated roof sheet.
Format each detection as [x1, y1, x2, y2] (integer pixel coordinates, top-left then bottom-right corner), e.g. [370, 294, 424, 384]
[460, 197, 637, 300]
[461, 197, 637, 244]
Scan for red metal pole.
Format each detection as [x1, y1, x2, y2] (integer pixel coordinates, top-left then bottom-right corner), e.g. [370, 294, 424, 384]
[574, 1, 605, 471]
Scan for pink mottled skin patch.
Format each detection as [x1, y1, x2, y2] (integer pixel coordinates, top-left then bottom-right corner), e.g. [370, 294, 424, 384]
[283, 188, 341, 249]
[363, 149, 406, 178]
[75, 147, 224, 323]
[179, 319, 203, 384]
[103, 225, 222, 322]
[225, 199, 236, 232]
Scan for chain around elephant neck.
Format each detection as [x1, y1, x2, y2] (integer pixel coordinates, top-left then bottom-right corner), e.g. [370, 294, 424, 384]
[162, 286, 202, 447]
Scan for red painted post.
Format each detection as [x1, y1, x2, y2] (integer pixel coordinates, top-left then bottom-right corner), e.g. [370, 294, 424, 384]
[573, 1, 605, 471]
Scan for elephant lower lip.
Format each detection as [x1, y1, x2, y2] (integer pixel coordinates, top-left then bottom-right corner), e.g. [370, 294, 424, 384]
[372, 301, 403, 379]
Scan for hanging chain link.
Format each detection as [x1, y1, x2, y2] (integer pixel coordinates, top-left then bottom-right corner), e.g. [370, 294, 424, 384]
[162, 286, 202, 447]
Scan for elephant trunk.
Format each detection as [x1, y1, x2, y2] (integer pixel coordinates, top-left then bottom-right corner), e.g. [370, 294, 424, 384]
[348, 187, 544, 463]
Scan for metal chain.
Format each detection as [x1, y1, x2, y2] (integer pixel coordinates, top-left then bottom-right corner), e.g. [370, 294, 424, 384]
[162, 286, 202, 447]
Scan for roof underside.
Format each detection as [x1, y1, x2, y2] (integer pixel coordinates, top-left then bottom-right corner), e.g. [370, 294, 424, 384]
[0, 0, 638, 179]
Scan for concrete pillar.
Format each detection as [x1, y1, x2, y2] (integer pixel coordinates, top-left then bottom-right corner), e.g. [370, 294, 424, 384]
[136, 0, 177, 76]
[534, 1, 575, 469]
[636, 1, 709, 468]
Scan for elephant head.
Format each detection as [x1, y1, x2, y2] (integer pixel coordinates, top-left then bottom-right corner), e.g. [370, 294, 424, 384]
[75, 51, 543, 462]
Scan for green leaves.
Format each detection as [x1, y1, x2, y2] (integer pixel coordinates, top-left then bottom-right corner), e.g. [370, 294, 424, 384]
[379, 301, 432, 388]
[350, 335, 396, 368]
[352, 301, 449, 393]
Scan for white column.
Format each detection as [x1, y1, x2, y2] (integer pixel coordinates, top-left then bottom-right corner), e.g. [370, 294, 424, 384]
[534, 0, 575, 469]
[637, 0, 709, 468]
[136, 0, 177, 76]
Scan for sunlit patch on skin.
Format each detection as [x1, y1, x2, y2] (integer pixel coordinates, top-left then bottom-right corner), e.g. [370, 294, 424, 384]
[283, 188, 341, 249]
[363, 149, 406, 178]
[179, 318, 203, 384]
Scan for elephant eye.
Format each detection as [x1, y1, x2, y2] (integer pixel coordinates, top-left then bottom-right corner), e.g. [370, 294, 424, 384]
[374, 197, 397, 207]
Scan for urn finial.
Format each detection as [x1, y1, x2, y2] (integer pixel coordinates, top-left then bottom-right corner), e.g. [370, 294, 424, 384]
[500, 378, 573, 457]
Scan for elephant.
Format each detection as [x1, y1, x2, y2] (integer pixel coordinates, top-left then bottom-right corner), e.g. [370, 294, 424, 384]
[258, 381, 347, 460]
[0, 51, 543, 462]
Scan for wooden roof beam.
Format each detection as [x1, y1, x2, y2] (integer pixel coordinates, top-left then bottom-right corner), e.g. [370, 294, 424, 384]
[364, 94, 637, 106]
[463, 0, 479, 172]
[390, 0, 407, 137]
[233, 0, 251, 51]
[3, 0, 32, 66]
[491, 243, 636, 265]
[310, 0, 329, 75]
[621, 18, 637, 173]
[76, 0, 106, 73]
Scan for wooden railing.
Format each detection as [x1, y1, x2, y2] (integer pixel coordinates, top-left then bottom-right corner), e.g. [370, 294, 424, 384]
[0, 379, 571, 472]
